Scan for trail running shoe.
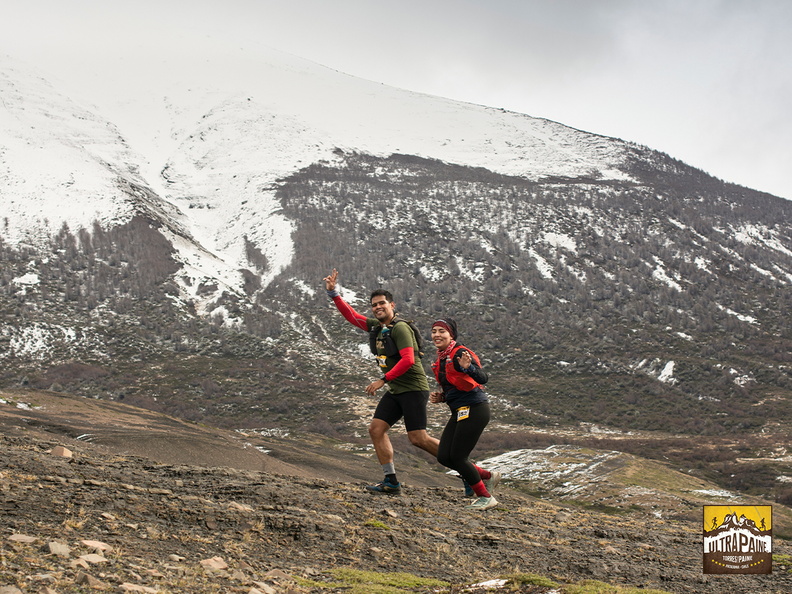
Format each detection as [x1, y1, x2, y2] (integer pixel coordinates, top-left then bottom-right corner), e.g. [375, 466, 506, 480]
[462, 478, 474, 497]
[366, 478, 402, 494]
[465, 496, 498, 511]
[485, 470, 501, 493]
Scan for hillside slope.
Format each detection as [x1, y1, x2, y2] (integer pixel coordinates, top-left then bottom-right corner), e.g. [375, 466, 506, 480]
[2, 390, 792, 593]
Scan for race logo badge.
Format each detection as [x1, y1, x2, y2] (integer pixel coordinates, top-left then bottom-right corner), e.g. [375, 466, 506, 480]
[703, 505, 772, 574]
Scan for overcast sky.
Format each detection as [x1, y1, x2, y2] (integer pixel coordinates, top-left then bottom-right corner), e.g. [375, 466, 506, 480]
[2, 0, 790, 200]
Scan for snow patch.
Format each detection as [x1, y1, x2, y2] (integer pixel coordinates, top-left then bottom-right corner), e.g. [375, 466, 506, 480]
[542, 232, 577, 253]
[694, 256, 712, 274]
[292, 279, 317, 298]
[1, 323, 75, 359]
[0, 396, 36, 410]
[716, 303, 758, 325]
[529, 248, 554, 280]
[13, 273, 40, 285]
[733, 224, 792, 258]
[420, 264, 445, 282]
[651, 258, 683, 292]
[657, 360, 676, 384]
[728, 368, 755, 387]
[470, 579, 509, 590]
[478, 444, 624, 497]
[693, 488, 738, 499]
[632, 358, 678, 385]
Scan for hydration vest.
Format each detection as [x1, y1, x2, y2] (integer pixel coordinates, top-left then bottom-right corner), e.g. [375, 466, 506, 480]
[432, 344, 483, 392]
[368, 317, 424, 359]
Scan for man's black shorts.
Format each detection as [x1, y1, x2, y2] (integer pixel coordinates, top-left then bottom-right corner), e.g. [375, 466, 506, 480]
[373, 390, 429, 431]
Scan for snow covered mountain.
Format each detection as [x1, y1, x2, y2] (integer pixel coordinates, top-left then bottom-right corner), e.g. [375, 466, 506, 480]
[2, 49, 634, 300]
[1, 50, 790, 439]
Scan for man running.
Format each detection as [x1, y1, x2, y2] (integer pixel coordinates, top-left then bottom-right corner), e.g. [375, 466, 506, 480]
[324, 268, 439, 493]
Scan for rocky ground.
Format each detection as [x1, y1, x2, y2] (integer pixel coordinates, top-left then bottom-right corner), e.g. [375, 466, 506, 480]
[2, 390, 792, 593]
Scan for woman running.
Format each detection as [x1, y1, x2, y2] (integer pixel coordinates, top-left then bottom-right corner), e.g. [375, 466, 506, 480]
[430, 318, 500, 510]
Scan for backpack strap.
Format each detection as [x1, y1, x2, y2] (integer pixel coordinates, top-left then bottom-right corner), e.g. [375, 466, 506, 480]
[368, 316, 423, 359]
[450, 344, 481, 367]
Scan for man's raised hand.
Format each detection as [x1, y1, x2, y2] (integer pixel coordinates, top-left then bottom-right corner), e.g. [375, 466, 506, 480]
[323, 268, 338, 291]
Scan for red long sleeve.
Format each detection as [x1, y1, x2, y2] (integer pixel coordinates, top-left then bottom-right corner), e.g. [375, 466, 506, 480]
[385, 346, 415, 381]
[331, 295, 369, 331]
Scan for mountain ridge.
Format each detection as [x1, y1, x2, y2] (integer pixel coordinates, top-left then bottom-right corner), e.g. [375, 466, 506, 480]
[1, 50, 791, 510]
[1, 50, 640, 290]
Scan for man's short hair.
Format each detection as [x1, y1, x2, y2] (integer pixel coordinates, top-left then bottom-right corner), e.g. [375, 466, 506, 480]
[370, 289, 394, 303]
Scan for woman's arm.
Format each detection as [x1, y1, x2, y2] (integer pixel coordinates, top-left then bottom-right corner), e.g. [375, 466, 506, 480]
[455, 349, 489, 384]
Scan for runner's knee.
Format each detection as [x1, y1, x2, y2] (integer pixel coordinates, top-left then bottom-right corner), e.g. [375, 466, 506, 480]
[437, 451, 453, 467]
[369, 421, 388, 439]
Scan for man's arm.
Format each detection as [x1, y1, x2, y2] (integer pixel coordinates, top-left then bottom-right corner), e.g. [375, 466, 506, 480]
[324, 268, 369, 331]
[384, 323, 418, 381]
[365, 326, 416, 396]
[330, 295, 369, 331]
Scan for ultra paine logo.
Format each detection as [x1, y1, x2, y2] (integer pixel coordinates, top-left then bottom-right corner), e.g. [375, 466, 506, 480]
[703, 505, 772, 574]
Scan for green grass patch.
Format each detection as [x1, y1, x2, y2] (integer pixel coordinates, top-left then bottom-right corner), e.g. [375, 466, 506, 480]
[298, 570, 670, 594]
[773, 554, 792, 573]
[563, 579, 672, 594]
[325, 568, 449, 593]
[363, 518, 391, 529]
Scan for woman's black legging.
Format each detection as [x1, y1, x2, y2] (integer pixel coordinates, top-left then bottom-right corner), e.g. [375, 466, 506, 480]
[436, 401, 490, 486]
